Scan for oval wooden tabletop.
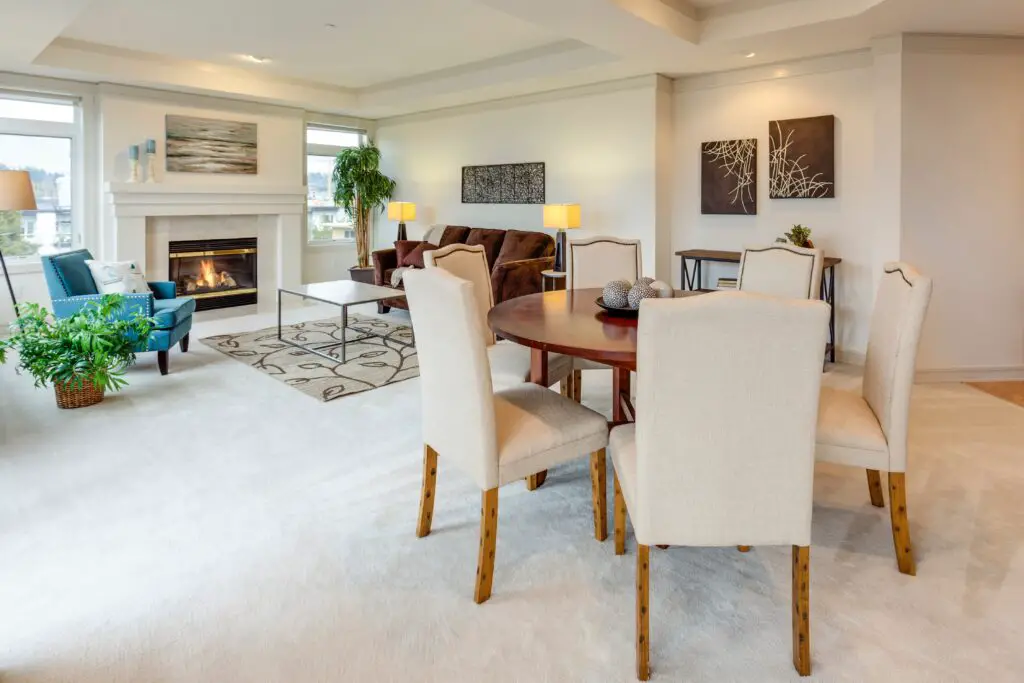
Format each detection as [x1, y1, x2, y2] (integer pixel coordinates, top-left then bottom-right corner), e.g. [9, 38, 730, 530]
[488, 288, 704, 370]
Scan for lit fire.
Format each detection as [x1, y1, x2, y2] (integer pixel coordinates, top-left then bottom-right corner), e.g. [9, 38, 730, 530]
[197, 259, 219, 289]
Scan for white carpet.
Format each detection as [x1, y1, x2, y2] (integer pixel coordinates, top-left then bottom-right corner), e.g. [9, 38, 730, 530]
[1, 305, 1023, 682]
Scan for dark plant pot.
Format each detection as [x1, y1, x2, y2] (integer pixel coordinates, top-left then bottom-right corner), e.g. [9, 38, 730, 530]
[54, 380, 105, 409]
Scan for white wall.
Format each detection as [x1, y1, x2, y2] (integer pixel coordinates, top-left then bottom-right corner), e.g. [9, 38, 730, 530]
[375, 78, 664, 277]
[901, 38, 1024, 376]
[673, 57, 877, 357]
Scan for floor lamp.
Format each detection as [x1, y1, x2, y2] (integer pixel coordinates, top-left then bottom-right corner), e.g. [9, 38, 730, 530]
[0, 170, 38, 319]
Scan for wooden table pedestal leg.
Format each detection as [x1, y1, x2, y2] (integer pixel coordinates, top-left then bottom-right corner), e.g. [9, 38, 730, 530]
[526, 348, 550, 490]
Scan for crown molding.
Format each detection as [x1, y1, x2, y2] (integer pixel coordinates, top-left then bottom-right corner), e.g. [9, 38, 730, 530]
[674, 49, 871, 92]
[902, 33, 1024, 56]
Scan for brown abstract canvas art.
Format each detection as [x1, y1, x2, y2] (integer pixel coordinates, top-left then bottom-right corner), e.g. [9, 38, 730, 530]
[701, 139, 758, 215]
[462, 162, 545, 204]
[768, 115, 835, 199]
[166, 115, 258, 174]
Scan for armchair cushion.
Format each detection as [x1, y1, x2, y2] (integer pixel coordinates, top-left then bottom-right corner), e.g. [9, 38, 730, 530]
[152, 297, 197, 330]
[466, 228, 506, 270]
[148, 281, 177, 300]
[42, 249, 99, 297]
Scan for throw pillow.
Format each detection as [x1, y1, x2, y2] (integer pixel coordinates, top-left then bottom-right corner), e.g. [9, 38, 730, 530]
[84, 259, 150, 294]
[394, 240, 424, 267]
[404, 242, 438, 269]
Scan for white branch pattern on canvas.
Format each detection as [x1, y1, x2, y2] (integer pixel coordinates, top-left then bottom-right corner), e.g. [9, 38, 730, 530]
[703, 139, 756, 213]
[769, 121, 833, 198]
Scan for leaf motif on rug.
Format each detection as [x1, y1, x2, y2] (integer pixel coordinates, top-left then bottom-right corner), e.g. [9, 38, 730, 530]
[200, 313, 418, 402]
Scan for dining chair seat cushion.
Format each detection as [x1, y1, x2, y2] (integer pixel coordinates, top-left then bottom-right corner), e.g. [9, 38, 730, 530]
[487, 341, 572, 390]
[494, 384, 609, 486]
[815, 386, 889, 469]
[609, 423, 638, 512]
[573, 357, 611, 371]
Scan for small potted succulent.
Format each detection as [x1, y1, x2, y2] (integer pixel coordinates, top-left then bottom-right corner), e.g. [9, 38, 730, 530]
[776, 224, 814, 248]
[0, 294, 154, 409]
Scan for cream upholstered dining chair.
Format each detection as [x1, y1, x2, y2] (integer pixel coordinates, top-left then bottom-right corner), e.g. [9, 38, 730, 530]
[425, 243, 572, 391]
[815, 262, 932, 575]
[565, 237, 643, 401]
[404, 267, 610, 603]
[737, 243, 824, 300]
[609, 291, 830, 680]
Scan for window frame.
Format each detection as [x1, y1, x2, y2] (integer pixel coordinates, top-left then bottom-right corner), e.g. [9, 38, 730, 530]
[304, 124, 367, 247]
[0, 90, 83, 264]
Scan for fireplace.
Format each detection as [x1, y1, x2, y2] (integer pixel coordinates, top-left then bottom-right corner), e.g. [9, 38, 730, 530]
[169, 237, 257, 311]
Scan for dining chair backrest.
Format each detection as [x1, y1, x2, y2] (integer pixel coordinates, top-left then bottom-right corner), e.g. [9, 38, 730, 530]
[404, 268, 499, 490]
[425, 243, 496, 346]
[567, 237, 642, 290]
[737, 244, 824, 300]
[862, 262, 932, 472]
[632, 292, 830, 547]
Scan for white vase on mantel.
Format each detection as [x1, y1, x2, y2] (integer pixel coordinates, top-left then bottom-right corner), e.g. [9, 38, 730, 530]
[128, 159, 141, 183]
[146, 154, 158, 183]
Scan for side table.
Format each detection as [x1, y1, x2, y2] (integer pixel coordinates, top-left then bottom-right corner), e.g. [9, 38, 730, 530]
[542, 269, 566, 292]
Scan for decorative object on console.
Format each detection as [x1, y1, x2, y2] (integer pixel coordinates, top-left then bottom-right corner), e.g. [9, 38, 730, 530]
[0, 295, 155, 409]
[627, 280, 657, 309]
[769, 115, 835, 199]
[0, 170, 37, 317]
[602, 280, 631, 308]
[145, 139, 157, 183]
[462, 162, 545, 204]
[128, 145, 141, 183]
[165, 115, 258, 174]
[387, 201, 416, 241]
[776, 224, 814, 248]
[332, 142, 397, 269]
[543, 203, 581, 272]
[701, 138, 757, 215]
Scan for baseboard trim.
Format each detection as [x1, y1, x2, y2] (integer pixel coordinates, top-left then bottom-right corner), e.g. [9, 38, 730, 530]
[916, 366, 1024, 383]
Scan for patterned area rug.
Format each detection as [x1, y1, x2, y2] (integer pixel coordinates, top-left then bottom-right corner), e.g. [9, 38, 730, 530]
[200, 314, 417, 402]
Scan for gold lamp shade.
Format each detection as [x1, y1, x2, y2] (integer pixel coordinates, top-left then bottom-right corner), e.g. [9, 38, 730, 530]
[387, 201, 416, 222]
[543, 203, 581, 230]
[0, 170, 37, 211]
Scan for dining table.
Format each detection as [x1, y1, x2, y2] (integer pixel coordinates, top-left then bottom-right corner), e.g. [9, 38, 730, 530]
[487, 287, 706, 488]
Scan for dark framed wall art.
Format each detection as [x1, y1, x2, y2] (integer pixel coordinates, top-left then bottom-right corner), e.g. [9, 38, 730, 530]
[461, 162, 545, 204]
[701, 138, 758, 215]
[768, 115, 835, 199]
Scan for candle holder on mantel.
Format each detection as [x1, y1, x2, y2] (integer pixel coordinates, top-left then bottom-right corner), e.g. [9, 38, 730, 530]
[128, 145, 142, 183]
[145, 139, 158, 183]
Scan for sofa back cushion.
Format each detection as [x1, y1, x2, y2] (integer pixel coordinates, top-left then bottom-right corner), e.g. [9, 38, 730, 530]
[494, 229, 554, 269]
[465, 228, 507, 270]
[439, 226, 472, 248]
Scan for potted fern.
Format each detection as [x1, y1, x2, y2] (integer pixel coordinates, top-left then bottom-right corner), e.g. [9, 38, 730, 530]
[332, 141, 397, 269]
[0, 295, 154, 409]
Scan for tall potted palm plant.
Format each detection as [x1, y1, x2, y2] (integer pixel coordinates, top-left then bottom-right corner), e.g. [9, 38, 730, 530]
[332, 142, 397, 269]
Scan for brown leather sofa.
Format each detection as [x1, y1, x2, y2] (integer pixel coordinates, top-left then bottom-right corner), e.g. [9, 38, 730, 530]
[372, 225, 555, 312]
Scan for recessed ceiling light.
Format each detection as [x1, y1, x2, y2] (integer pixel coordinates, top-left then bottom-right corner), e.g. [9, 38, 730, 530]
[241, 54, 270, 64]
[325, 22, 337, 29]
[743, 52, 757, 59]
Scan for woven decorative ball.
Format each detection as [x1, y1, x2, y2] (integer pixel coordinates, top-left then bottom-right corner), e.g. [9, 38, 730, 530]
[650, 280, 673, 298]
[602, 280, 631, 308]
[637, 276, 656, 287]
[628, 281, 657, 309]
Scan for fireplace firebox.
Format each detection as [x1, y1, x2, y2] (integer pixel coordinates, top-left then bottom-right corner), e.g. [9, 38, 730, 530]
[169, 237, 257, 311]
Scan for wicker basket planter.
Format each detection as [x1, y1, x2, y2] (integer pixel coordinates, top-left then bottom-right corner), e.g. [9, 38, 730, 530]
[54, 380, 105, 409]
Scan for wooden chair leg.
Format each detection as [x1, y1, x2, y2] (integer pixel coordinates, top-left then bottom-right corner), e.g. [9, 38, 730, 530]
[590, 449, 608, 542]
[157, 350, 169, 375]
[867, 469, 885, 507]
[525, 471, 547, 490]
[573, 369, 582, 402]
[474, 488, 499, 604]
[179, 332, 190, 353]
[792, 545, 811, 676]
[416, 445, 438, 538]
[888, 472, 917, 575]
[637, 544, 651, 681]
[560, 377, 571, 397]
[614, 472, 626, 555]
[737, 546, 751, 552]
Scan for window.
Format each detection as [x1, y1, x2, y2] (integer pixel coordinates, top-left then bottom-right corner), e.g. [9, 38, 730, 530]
[0, 95, 80, 260]
[306, 124, 365, 244]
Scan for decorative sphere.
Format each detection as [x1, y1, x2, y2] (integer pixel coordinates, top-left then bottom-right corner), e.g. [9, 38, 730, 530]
[636, 276, 656, 287]
[650, 280, 673, 298]
[602, 280, 631, 308]
[628, 281, 657, 309]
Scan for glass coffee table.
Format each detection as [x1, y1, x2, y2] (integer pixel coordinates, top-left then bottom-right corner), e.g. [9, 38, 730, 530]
[277, 280, 412, 364]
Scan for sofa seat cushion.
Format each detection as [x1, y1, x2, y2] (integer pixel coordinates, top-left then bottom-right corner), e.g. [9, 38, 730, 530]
[494, 229, 554, 268]
[466, 228, 507, 270]
[439, 226, 471, 247]
[152, 296, 196, 330]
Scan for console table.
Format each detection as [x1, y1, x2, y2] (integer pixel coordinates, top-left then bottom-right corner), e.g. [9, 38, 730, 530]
[675, 249, 841, 363]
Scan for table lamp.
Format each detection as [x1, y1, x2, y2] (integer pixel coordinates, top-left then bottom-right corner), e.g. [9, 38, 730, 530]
[387, 201, 416, 241]
[543, 203, 580, 272]
[0, 170, 37, 318]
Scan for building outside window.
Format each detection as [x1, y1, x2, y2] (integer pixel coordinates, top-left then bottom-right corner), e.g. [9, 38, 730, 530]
[0, 95, 80, 260]
[306, 125, 365, 244]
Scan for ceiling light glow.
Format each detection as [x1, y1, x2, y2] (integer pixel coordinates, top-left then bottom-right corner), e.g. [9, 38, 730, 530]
[241, 55, 269, 64]
[744, 52, 757, 59]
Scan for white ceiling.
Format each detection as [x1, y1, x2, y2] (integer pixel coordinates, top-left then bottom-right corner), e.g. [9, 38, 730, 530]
[1, 0, 1023, 118]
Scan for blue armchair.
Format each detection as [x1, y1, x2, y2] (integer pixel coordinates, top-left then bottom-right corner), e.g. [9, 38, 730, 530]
[41, 249, 196, 375]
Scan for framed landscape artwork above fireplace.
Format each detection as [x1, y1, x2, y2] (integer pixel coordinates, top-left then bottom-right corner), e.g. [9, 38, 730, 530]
[169, 237, 258, 311]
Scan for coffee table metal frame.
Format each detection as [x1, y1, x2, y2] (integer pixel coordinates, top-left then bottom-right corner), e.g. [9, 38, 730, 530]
[277, 283, 413, 364]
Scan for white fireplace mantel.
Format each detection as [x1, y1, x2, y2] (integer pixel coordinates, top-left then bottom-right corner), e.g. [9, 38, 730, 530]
[103, 182, 308, 302]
